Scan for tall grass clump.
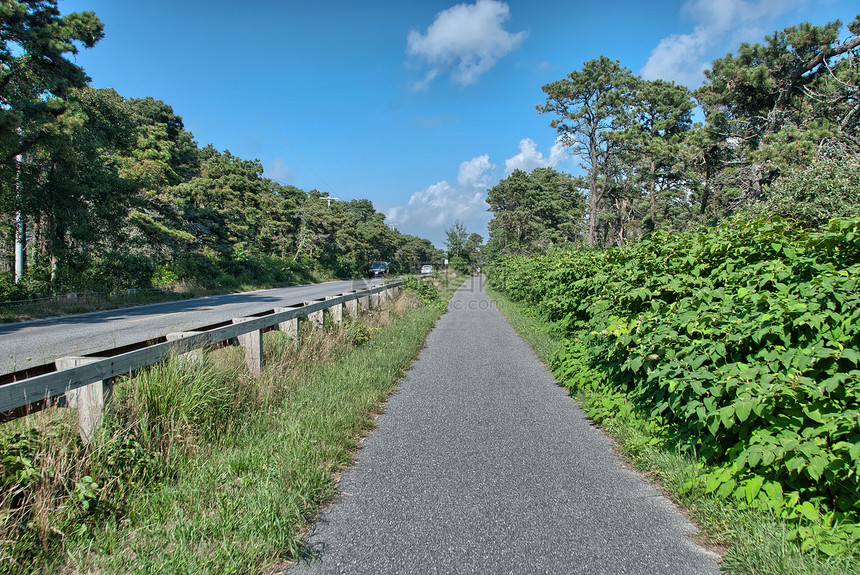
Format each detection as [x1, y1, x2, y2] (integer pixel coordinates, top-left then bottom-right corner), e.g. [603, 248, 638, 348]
[0, 353, 240, 574]
[0, 418, 88, 573]
[113, 354, 237, 468]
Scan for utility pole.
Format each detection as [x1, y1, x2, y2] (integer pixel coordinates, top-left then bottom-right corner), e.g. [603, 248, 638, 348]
[320, 196, 341, 208]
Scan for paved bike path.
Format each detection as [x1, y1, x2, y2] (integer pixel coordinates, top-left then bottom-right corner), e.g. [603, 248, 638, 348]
[288, 276, 720, 574]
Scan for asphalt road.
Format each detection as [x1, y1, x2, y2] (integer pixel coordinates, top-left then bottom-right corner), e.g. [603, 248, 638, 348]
[287, 276, 721, 575]
[0, 278, 381, 375]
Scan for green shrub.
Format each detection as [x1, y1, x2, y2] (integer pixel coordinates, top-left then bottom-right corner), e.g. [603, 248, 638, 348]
[402, 276, 445, 311]
[755, 155, 860, 228]
[490, 215, 860, 556]
[0, 271, 25, 301]
[90, 251, 155, 291]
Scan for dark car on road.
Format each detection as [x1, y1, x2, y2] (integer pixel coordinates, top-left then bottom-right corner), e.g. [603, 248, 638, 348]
[368, 261, 389, 278]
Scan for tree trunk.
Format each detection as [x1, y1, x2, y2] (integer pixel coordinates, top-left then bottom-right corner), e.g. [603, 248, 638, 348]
[699, 172, 710, 216]
[32, 215, 42, 262]
[749, 163, 764, 203]
[588, 141, 599, 248]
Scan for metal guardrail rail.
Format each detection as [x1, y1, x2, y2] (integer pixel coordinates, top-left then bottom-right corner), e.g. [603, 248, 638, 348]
[0, 282, 401, 426]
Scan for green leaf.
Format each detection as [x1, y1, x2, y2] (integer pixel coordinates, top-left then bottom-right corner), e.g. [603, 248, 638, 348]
[744, 475, 765, 504]
[803, 407, 825, 424]
[841, 348, 860, 365]
[719, 406, 735, 428]
[735, 401, 753, 423]
[707, 417, 720, 435]
[817, 542, 842, 557]
[705, 473, 724, 494]
[849, 441, 860, 462]
[799, 501, 819, 523]
[806, 456, 828, 481]
[763, 481, 784, 506]
[717, 477, 737, 500]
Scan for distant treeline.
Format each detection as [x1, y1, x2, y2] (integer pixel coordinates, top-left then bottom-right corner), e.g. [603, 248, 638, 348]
[0, 2, 442, 300]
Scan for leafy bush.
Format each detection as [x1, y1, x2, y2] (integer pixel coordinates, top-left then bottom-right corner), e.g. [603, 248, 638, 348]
[755, 155, 860, 228]
[448, 255, 472, 275]
[0, 424, 105, 573]
[0, 271, 25, 301]
[490, 215, 860, 555]
[402, 276, 446, 311]
[90, 251, 155, 291]
[342, 319, 374, 346]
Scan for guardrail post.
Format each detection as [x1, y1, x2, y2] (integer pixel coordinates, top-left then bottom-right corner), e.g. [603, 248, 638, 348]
[274, 306, 301, 347]
[345, 296, 359, 319]
[232, 318, 263, 376]
[370, 293, 380, 308]
[305, 300, 325, 330]
[326, 296, 344, 325]
[55, 356, 112, 444]
[358, 295, 369, 312]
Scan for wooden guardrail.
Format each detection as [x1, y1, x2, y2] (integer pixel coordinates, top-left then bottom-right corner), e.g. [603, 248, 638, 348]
[0, 282, 402, 441]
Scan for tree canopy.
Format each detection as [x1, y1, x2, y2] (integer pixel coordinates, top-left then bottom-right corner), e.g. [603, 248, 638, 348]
[0, 2, 443, 299]
[494, 14, 860, 254]
[486, 167, 585, 255]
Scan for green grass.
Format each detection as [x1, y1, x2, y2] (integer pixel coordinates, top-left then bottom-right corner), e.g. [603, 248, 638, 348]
[486, 286, 860, 575]
[1, 275, 463, 574]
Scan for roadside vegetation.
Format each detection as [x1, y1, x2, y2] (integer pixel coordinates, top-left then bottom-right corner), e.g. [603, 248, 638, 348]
[487, 217, 859, 574]
[0, 274, 461, 574]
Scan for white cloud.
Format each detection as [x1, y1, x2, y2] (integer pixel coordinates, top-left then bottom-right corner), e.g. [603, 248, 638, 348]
[457, 154, 496, 189]
[386, 139, 572, 245]
[406, 0, 527, 89]
[503, 138, 567, 176]
[641, 30, 711, 88]
[387, 180, 488, 229]
[264, 157, 294, 183]
[641, 0, 801, 87]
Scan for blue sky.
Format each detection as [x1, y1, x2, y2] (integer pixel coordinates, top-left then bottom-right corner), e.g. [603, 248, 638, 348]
[59, 0, 858, 247]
